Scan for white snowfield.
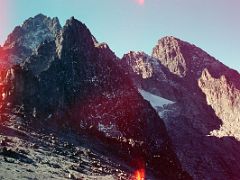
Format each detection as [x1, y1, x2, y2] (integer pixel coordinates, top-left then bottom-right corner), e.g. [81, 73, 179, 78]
[138, 89, 174, 107]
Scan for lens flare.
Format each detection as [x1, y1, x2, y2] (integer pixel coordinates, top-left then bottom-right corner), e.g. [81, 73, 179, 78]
[132, 168, 145, 180]
[135, 0, 145, 5]
[0, 0, 10, 46]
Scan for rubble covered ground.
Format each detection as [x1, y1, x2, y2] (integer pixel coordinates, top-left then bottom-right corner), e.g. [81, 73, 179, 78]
[0, 112, 151, 180]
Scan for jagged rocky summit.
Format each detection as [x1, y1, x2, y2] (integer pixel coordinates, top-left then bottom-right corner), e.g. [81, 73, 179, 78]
[122, 36, 240, 179]
[0, 14, 190, 179]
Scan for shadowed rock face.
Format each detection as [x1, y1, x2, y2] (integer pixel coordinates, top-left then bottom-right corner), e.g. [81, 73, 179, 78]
[0, 15, 190, 179]
[122, 36, 240, 179]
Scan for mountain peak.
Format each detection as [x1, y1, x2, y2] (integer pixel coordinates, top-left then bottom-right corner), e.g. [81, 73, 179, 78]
[152, 36, 222, 79]
[152, 36, 188, 78]
[157, 36, 182, 44]
[1, 14, 61, 67]
[4, 14, 61, 51]
[33, 13, 48, 20]
[63, 16, 92, 39]
[56, 17, 95, 59]
[65, 16, 85, 27]
[21, 14, 49, 27]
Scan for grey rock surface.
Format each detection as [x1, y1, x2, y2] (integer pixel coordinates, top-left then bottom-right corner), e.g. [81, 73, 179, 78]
[122, 36, 240, 179]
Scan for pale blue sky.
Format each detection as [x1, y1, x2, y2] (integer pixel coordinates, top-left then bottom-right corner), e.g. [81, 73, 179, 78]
[0, 0, 239, 71]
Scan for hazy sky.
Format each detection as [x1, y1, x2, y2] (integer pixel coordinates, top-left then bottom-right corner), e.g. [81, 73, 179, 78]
[0, 0, 239, 71]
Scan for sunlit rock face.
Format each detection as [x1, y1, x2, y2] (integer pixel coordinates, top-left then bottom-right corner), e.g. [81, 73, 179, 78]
[122, 51, 154, 79]
[199, 68, 240, 140]
[152, 36, 188, 78]
[152, 36, 227, 80]
[122, 36, 240, 179]
[0, 15, 190, 179]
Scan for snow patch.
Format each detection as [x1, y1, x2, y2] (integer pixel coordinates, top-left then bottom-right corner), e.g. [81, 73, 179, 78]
[138, 89, 174, 118]
[138, 89, 174, 108]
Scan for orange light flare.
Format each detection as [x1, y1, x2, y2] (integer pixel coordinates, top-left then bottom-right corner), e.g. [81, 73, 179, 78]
[0, 0, 11, 104]
[0, 0, 10, 46]
[135, 0, 145, 6]
[132, 168, 145, 180]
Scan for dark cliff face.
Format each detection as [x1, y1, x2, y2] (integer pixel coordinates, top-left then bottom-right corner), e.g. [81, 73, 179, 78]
[0, 15, 190, 179]
[122, 36, 240, 179]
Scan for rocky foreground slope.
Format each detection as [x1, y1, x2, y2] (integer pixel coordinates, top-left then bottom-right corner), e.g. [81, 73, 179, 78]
[122, 36, 240, 179]
[0, 114, 140, 180]
[0, 15, 190, 179]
